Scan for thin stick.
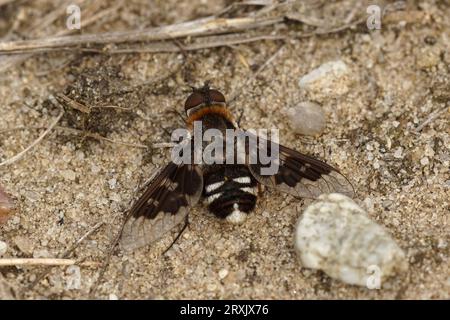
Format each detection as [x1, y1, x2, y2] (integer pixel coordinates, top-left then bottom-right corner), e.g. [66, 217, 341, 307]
[415, 105, 449, 132]
[56, 93, 90, 114]
[61, 222, 105, 258]
[0, 16, 283, 54]
[152, 142, 176, 149]
[0, 258, 76, 267]
[0, 101, 64, 167]
[0, 258, 101, 267]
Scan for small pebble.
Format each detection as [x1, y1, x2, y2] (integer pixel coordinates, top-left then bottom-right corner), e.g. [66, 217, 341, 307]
[393, 147, 403, 159]
[295, 193, 408, 287]
[109, 293, 119, 300]
[0, 241, 7, 256]
[285, 101, 326, 136]
[108, 178, 117, 189]
[299, 60, 352, 101]
[13, 236, 34, 255]
[218, 268, 229, 280]
[66, 265, 81, 290]
[420, 157, 429, 166]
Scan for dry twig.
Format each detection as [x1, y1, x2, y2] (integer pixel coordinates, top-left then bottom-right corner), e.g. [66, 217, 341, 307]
[0, 258, 99, 267]
[415, 105, 449, 132]
[0, 15, 283, 54]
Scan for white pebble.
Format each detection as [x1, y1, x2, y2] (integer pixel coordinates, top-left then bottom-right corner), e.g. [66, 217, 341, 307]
[218, 268, 229, 280]
[66, 265, 81, 290]
[295, 193, 408, 287]
[299, 60, 352, 101]
[393, 147, 403, 159]
[420, 157, 429, 166]
[108, 178, 117, 189]
[109, 293, 119, 300]
[286, 102, 325, 136]
[373, 160, 380, 169]
[0, 241, 7, 256]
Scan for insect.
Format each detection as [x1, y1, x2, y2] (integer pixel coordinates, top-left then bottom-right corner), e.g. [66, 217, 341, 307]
[120, 84, 354, 250]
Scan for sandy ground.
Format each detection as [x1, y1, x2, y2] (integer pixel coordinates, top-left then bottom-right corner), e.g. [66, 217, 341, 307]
[0, 0, 449, 299]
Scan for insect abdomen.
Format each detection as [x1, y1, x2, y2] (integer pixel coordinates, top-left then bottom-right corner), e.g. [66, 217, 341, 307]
[203, 165, 257, 224]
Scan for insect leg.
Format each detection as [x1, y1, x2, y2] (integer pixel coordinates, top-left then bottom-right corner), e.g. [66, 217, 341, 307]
[236, 109, 245, 127]
[162, 215, 190, 255]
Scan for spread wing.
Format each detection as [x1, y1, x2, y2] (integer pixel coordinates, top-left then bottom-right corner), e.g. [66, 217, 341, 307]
[245, 132, 354, 199]
[120, 162, 203, 251]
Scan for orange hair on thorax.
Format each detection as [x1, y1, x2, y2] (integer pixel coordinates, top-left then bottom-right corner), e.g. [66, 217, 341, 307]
[186, 105, 234, 129]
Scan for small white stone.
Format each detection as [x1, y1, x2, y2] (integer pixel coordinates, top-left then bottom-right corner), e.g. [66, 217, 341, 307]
[218, 268, 229, 280]
[13, 236, 34, 255]
[286, 102, 326, 136]
[295, 193, 408, 287]
[420, 157, 429, 166]
[299, 60, 352, 101]
[393, 147, 403, 159]
[0, 241, 7, 256]
[66, 265, 81, 290]
[109, 293, 119, 300]
[373, 160, 380, 169]
[108, 178, 117, 189]
[437, 238, 447, 249]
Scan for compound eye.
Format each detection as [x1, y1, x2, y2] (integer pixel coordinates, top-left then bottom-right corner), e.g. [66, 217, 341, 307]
[209, 90, 226, 104]
[184, 92, 205, 111]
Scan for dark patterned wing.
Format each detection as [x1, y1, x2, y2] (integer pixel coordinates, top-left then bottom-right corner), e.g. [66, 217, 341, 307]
[245, 133, 354, 199]
[120, 162, 203, 251]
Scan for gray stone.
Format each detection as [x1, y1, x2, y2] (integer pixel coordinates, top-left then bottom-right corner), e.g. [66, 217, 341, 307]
[295, 193, 408, 287]
[286, 101, 326, 136]
[299, 60, 352, 101]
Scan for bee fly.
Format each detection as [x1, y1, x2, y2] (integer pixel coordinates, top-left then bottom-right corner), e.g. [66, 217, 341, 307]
[120, 84, 354, 250]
